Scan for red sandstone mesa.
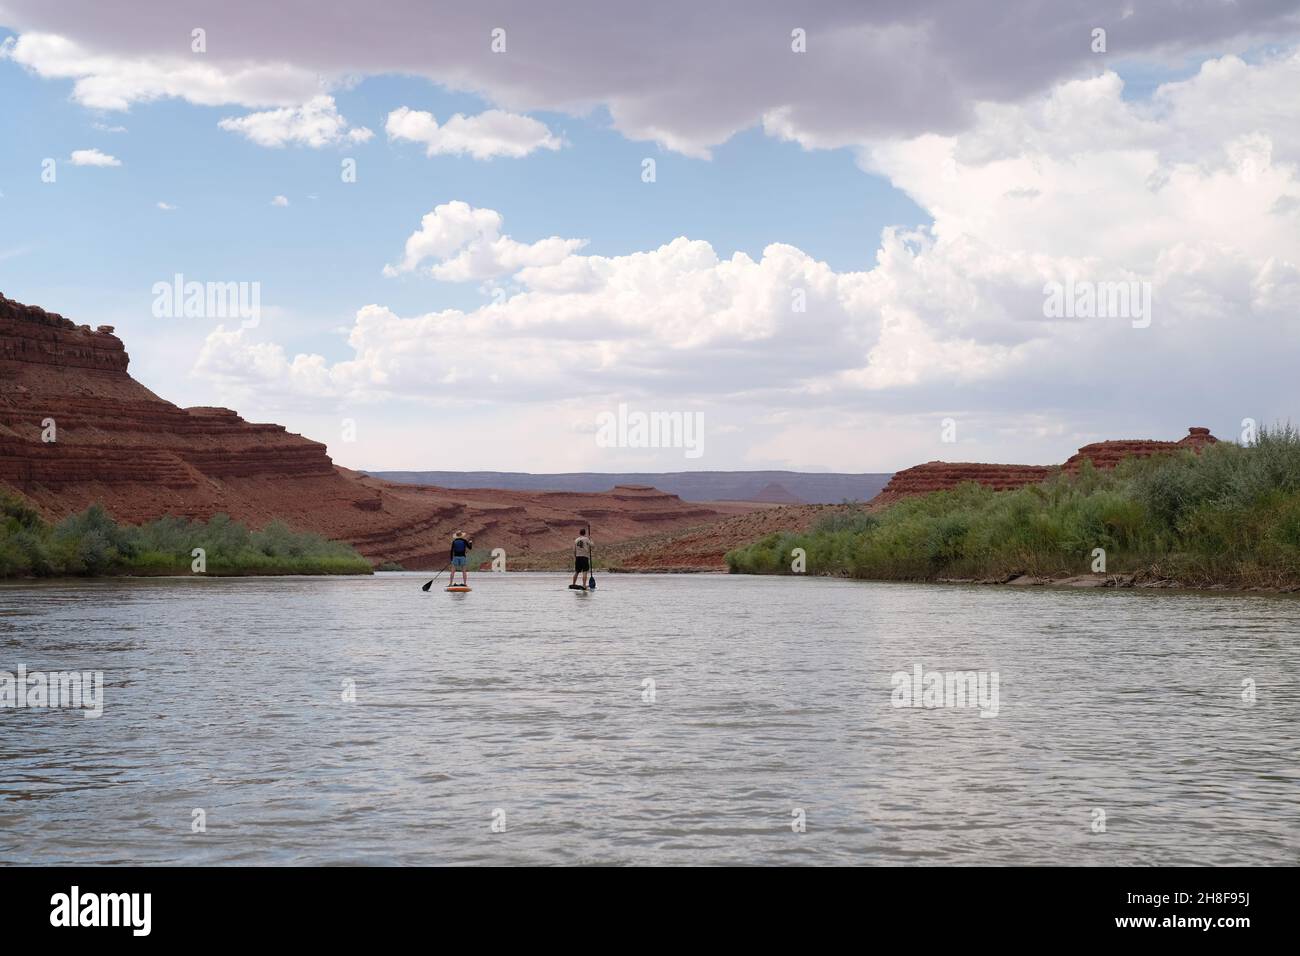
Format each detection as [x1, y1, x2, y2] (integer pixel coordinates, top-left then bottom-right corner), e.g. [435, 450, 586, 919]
[0, 293, 740, 568]
[869, 427, 1219, 508]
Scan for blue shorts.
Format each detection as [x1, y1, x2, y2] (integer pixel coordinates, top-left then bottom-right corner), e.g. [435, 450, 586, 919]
[451, 555, 468, 568]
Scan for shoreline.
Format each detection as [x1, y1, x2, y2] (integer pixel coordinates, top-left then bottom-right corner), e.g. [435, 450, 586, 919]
[7, 564, 1296, 595]
[0, 567, 373, 582]
[937, 571, 1300, 595]
[728, 568, 1300, 595]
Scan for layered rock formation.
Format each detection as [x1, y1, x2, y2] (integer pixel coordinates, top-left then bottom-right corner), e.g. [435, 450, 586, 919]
[0, 293, 745, 568]
[1061, 427, 1217, 472]
[870, 427, 1219, 507]
[870, 462, 1055, 507]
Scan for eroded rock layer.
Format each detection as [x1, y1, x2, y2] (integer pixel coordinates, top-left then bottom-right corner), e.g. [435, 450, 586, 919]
[1062, 427, 1218, 472]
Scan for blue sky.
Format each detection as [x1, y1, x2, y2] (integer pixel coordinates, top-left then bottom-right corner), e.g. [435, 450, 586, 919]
[2, 4, 1298, 473]
[0, 52, 926, 369]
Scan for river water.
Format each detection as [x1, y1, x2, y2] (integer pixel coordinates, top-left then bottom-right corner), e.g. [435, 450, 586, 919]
[1, 573, 1296, 865]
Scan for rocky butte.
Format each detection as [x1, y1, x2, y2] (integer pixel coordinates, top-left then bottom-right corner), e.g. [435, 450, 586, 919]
[868, 427, 1219, 508]
[0, 293, 746, 569]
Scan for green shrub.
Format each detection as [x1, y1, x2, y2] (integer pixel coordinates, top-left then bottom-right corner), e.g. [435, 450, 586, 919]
[0, 496, 371, 578]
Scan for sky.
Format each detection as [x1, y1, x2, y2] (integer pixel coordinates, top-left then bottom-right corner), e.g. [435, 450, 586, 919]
[1, 1, 1299, 473]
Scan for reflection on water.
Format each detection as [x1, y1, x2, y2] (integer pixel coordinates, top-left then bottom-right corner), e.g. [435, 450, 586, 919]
[1, 573, 1297, 865]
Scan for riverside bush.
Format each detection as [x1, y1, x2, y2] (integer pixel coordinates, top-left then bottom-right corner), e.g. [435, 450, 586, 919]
[0, 500, 372, 578]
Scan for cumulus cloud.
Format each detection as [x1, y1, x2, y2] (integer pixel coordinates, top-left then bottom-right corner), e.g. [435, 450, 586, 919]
[383, 200, 586, 280]
[201, 233, 878, 406]
[3, 2, 1296, 154]
[156, 201, 176, 210]
[197, 49, 1300, 467]
[270, 195, 289, 207]
[204, 223, 979, 406]
[219, 95, 373, 148]
[195, 326, 335, 397]
[68, 147, 119, 166]
[385, 106, 561, 159]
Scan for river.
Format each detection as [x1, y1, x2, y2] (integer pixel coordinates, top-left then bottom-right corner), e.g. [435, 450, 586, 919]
[1, 573, 1296, 865]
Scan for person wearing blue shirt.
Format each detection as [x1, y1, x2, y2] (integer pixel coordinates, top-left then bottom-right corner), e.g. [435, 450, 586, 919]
[449, 531, 473, 586]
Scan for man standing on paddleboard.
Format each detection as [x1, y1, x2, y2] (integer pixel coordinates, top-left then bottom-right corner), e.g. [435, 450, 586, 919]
[450, 531, 473, 587]
[571, 528, 593, 589]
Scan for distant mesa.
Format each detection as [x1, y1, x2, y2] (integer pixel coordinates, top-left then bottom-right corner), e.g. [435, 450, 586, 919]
[870, 427, 1220, 508]
[748, 481, 804, 505]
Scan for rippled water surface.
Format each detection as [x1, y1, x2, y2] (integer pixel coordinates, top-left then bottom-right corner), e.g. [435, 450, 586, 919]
[1, 573, 1297, 865]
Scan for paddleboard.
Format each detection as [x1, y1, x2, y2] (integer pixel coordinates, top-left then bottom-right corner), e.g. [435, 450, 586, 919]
[445, 586, 472, 592]
[568, 584, 589, 590]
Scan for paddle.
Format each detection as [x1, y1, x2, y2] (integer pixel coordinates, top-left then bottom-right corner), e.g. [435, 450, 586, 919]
[422, 563, 451, 591]
[587, 535, 596, 590]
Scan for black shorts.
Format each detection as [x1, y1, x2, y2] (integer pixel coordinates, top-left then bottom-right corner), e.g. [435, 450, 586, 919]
[575, 556, 590, 571]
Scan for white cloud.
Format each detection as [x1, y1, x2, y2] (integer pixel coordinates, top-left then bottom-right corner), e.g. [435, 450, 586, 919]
[69, 148, 120, 166]
[196, 326, 334, 397]
[210, 227, 887, 404]
[156, 201, 176, 210]
[383, 200, 586, 280]
[198, 50, 1300, 470]
[270, 195, 289, 207]
[384, 107, 562, 159]
[219, 95, 373, 148]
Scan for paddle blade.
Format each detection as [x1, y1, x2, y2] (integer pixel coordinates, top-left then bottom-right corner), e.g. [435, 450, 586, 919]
[588, 574, 597, 590]
[421, 580, 433, 591]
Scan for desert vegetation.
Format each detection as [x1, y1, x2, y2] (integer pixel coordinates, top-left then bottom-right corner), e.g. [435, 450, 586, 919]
[0, 500, 372, 578]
